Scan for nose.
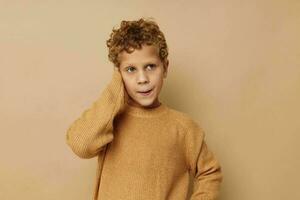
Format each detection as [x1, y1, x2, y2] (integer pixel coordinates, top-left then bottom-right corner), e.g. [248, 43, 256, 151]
[137, 71, 149, 84]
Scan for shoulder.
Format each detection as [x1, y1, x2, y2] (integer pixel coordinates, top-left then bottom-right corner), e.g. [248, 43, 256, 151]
[165, 105, 205, 137]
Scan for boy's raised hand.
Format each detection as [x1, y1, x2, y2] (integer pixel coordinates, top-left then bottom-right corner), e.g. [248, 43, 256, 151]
[66, 66, 129, 158]
[113, 66, 129, 115]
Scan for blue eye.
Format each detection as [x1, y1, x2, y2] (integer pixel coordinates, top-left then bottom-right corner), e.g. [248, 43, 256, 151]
[147, 64, 156, 70]
[126, 66, 135, 73]
[125, 64, 156, 73]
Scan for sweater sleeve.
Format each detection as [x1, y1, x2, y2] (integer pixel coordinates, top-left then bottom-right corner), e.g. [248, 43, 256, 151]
[66, 68, 128, 159]
[185, 120, 223, 200]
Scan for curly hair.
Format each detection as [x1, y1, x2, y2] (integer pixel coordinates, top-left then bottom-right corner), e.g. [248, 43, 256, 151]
[106, 17, 169, 68]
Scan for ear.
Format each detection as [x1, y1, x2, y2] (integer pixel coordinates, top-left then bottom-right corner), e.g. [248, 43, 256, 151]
[163, 59, 169, 78]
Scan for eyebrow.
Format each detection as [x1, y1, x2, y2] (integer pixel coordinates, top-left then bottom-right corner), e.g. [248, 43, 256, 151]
[124, 61, 157, 67]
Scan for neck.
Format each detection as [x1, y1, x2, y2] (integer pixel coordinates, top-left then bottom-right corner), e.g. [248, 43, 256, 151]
[125, 100, 168, 118]
[127, 97, 161, 109]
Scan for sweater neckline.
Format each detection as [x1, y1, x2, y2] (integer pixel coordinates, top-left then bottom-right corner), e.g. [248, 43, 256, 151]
[125, 101, 168, 118]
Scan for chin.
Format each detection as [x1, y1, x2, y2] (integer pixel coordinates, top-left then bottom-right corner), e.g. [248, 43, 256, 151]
[130, 95, 157, 108]
[136, 99, 155, 107]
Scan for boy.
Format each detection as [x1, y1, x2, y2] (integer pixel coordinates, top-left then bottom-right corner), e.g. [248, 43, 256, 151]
[66, 18, 223, 200]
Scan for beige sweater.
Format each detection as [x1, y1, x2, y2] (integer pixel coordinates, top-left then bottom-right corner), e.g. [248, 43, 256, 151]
[66, 69, 223, 200]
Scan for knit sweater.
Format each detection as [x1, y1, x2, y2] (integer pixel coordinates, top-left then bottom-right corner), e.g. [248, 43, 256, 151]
[66, 69, 223, 200]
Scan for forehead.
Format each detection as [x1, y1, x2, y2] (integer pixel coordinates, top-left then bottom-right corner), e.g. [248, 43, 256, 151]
[118, 44, 160, 67]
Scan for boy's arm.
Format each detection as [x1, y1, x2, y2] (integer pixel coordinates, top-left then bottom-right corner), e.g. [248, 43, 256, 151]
[66, 68, 128, 159]
[185, 120, 223, 200]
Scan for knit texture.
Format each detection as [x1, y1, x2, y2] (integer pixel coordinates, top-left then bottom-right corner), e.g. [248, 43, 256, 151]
[66, 69, 223, 200]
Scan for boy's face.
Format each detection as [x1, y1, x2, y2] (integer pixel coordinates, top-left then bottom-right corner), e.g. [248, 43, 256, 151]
[117, 44, 168, 108]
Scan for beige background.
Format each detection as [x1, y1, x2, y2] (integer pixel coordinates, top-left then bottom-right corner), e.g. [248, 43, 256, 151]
[1, 1, 299, 199]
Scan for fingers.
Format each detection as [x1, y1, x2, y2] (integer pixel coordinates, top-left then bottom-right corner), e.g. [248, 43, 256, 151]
[112, 66, 129, 110]
[114, 66, 120, 72]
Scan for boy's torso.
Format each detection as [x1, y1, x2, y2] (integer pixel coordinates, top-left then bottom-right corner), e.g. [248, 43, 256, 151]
[97, 106, 194, 200]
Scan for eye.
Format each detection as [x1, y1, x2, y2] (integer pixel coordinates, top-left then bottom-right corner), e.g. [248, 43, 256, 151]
[146, 64, 156, 70]
[126, 66, 136, 73]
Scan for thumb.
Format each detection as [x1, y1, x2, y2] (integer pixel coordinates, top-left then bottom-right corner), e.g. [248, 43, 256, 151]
[123, 86, 130, 105]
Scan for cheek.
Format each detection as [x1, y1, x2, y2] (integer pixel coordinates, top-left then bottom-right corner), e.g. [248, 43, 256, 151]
[153, 75, 164, 88]
[123, 79, 136, 93]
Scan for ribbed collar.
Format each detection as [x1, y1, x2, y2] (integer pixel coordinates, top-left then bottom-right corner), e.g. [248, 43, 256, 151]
[125, 101, 169, 118]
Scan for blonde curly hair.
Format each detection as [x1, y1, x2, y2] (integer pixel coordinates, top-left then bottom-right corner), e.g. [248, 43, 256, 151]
[106, 17, 169, 68]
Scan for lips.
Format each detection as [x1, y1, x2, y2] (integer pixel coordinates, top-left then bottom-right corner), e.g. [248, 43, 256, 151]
[137, 88, 153, 96]
[137, 88, 153, 93]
